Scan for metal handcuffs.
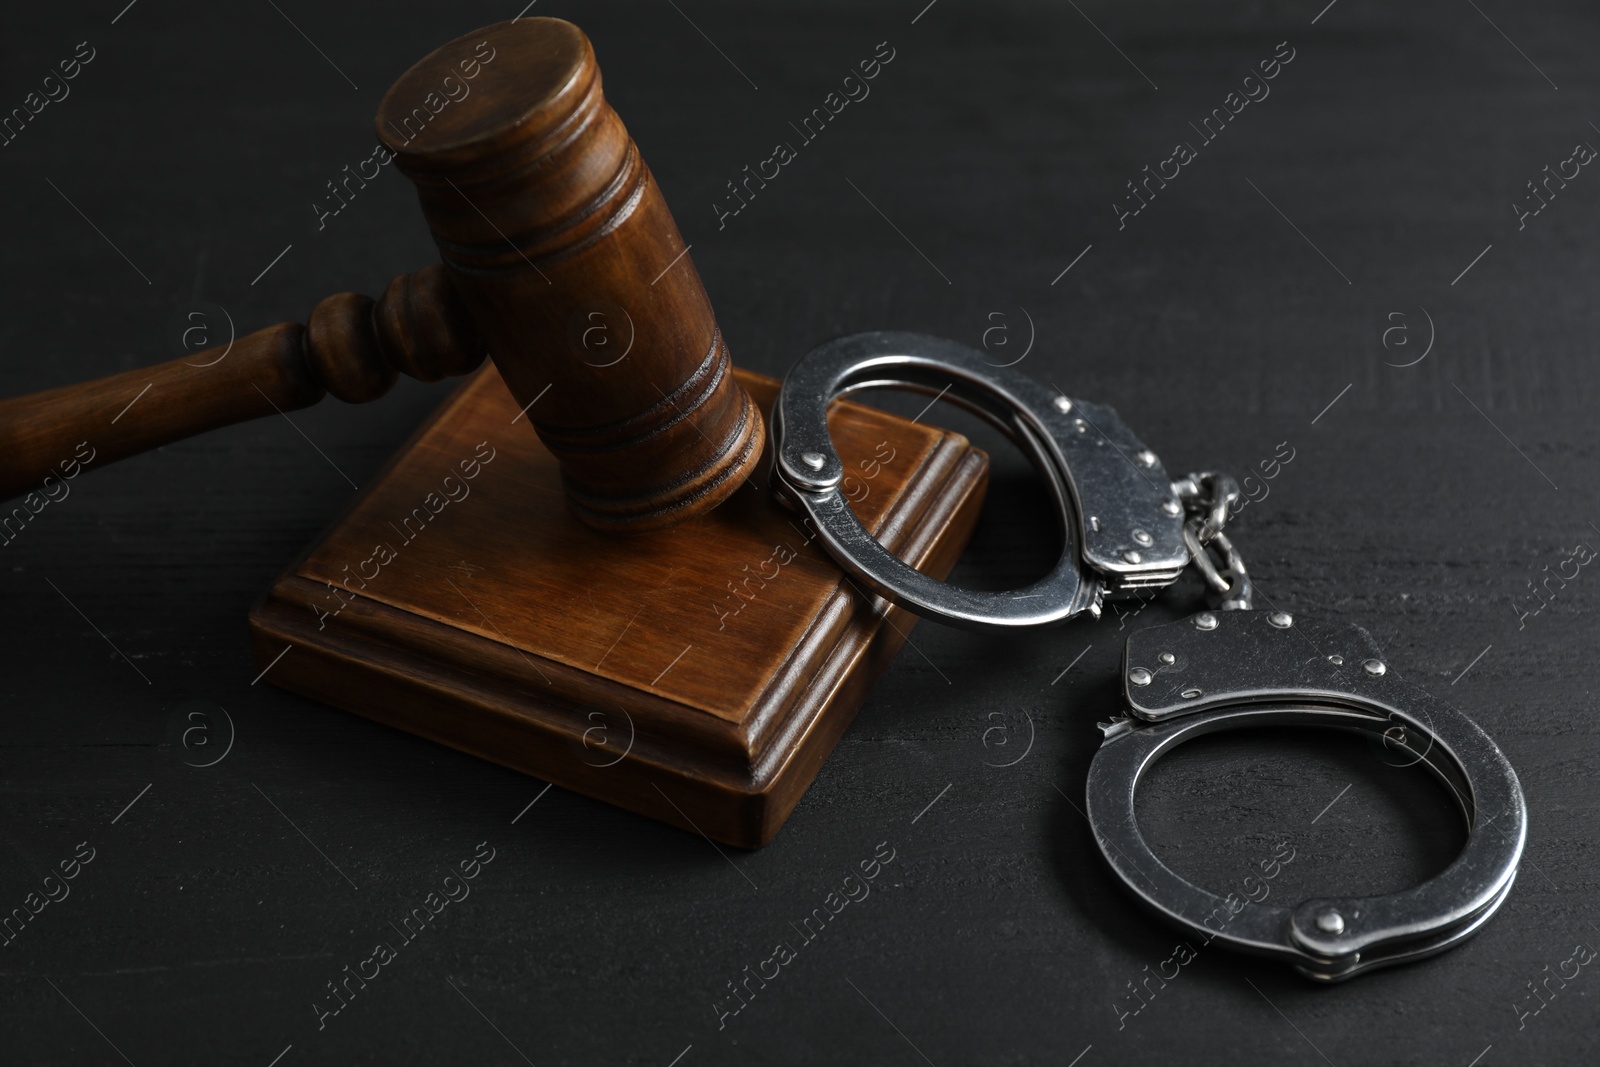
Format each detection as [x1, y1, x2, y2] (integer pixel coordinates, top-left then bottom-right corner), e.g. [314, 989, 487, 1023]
[772, 331, 1525, 981]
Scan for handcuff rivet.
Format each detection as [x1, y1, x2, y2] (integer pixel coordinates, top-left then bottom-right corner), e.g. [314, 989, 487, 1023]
[1053, 395, 1073, 413]
[1328, 654, 1344, 666]
[1158, 652, 1176, 666]
[773, 334, 1526, 982]
[1123, 549, 1143, 564]
[1268, 611, 1294, 629]
[1132, 529, 1154, 546]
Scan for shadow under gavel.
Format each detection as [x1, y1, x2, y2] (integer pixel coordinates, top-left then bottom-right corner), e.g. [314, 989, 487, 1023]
[0, 265, 484, 505]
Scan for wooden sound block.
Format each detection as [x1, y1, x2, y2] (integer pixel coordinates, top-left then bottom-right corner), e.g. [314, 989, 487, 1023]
[247, 366, 987, 847]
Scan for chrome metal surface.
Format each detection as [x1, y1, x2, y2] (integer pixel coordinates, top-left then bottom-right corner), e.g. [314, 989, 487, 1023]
[771, 331, 1188, 629]
[1086, 610, 1526, 981]
[1174, 473, 1253, 611]
[772, 330, 1525, 981]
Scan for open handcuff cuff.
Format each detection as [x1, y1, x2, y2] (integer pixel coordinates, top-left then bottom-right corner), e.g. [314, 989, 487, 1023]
[772, 331, 1525, 982]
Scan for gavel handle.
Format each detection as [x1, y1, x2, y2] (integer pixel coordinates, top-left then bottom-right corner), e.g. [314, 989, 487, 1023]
[0, 265, 484, 502]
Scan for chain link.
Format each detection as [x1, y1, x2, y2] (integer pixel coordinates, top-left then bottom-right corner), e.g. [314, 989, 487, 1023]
[1171, 472, 1254, 610]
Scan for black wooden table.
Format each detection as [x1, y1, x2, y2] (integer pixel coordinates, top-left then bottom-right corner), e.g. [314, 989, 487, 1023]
[4, 1, 1598, 1063]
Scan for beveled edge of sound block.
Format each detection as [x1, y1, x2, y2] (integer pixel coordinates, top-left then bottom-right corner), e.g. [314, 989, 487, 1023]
[247, 367, 988, 847]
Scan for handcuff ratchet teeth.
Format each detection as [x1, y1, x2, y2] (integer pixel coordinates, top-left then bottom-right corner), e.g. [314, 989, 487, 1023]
[772, 330, 1527, 980]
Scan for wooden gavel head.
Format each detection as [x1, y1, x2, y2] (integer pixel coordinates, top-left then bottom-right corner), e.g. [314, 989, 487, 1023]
[375, 18, 763, 531]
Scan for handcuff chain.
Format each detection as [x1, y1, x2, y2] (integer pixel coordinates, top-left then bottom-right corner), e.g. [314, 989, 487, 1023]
[1172, 472, 1254, 611]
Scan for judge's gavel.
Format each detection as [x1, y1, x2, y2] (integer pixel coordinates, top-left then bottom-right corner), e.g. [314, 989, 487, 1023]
[0, 18, 763, 531]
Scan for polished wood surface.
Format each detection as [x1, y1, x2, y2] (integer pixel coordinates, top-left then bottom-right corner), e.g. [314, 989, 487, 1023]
[0, 263, 484, 502]
[2, 17, 760, 530]
[14, 2, 1600, 1060]
[248, 367, 988, 846]
[376, 18, 763, 531]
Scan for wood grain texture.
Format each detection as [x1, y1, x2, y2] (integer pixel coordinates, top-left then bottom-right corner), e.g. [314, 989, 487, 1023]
[247, 367, 987, 846]
[0, 263, 483, 502]
[377, 18, 764, 530]
[9, 1, 1600, 1064]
